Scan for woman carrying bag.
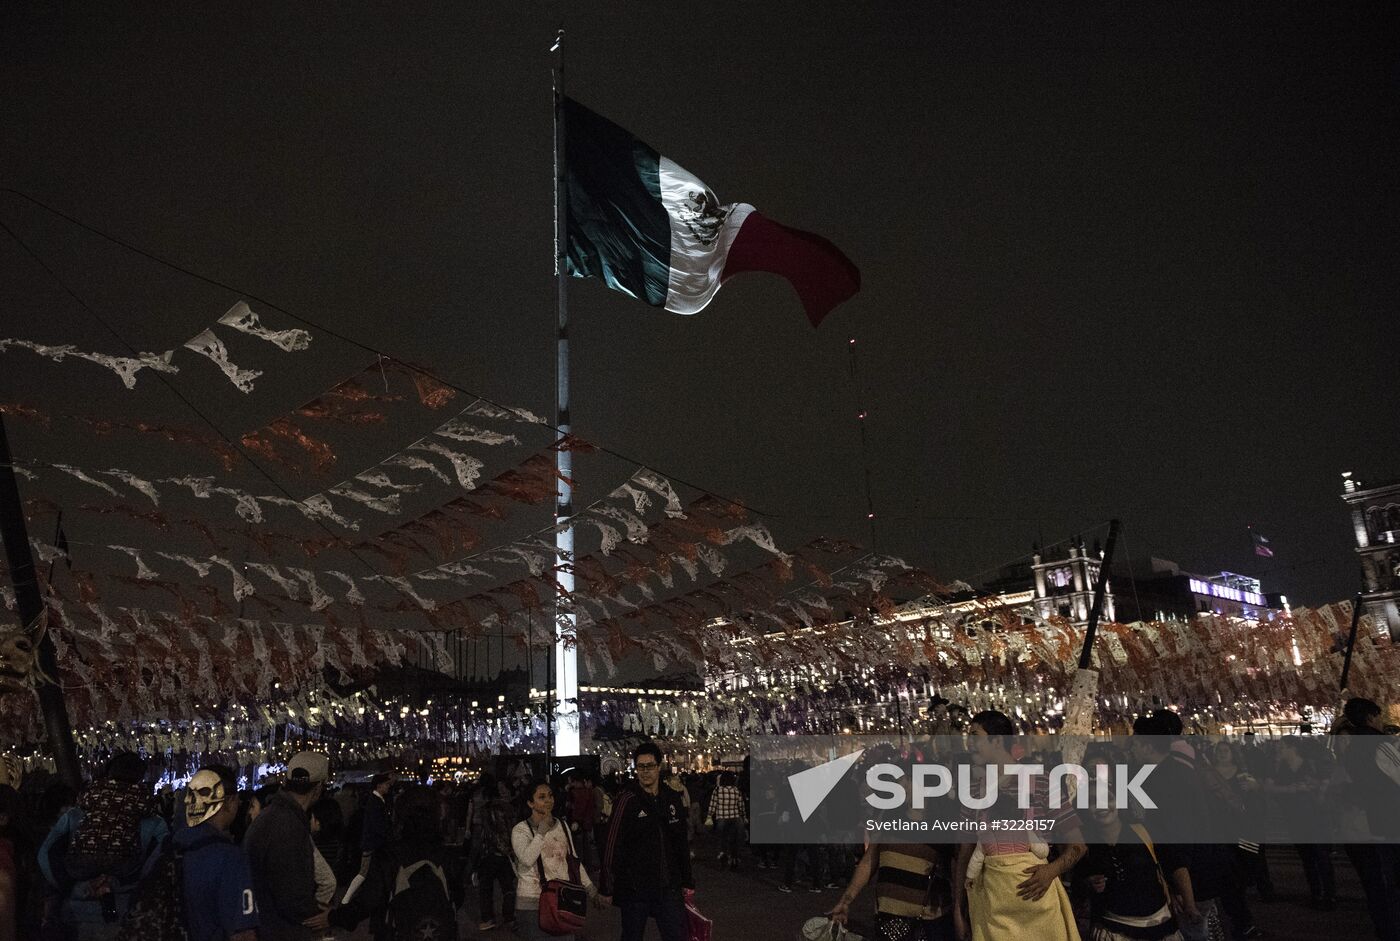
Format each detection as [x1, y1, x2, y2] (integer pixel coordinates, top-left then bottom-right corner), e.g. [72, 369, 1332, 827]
[1079, 788, 1187, 941]
[513, 781, 605, 941]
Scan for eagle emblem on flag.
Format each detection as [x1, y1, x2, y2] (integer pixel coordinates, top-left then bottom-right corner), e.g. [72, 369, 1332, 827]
[679, 188, 728, 246]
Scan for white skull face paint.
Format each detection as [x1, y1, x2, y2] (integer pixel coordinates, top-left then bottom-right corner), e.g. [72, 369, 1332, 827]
[185, 768, 228, 826]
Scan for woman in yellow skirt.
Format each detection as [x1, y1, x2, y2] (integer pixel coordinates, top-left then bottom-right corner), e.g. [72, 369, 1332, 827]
[953, 711, 1086, 941]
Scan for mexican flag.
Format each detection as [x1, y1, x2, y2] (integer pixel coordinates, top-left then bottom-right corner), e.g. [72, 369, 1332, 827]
[564, 98, 860, 327]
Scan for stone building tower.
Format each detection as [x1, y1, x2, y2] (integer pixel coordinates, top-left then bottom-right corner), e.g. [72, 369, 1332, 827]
[1030, 537, 1115, 626]
[1342, 471, 1400, 640]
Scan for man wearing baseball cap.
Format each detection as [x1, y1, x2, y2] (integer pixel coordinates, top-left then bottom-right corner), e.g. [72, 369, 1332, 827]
[244, 752, 331, 941]
[176, 764, 259, 941]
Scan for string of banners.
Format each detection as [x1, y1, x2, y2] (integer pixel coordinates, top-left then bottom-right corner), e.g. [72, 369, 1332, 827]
[3, 600, 1386, 778]
[3, 328, 838, 735]
[0, 546, 923, 740]
[14, 469, 749, 625]
[7, 297, 1381, 758]
[0, 287, 951, 748]
[11, 399, 547, 534]
[0, 482, 863, 739]
[0, 301, 310, 392]
[699, 599, 1400, 715]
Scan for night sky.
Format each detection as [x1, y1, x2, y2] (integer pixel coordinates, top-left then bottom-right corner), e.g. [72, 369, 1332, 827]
[2, 3, 1396, 608]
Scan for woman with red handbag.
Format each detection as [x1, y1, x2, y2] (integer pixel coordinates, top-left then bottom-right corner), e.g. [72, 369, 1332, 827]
[512, 782, 605, 940]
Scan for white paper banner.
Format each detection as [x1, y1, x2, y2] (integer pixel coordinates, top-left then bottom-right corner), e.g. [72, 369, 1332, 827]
[183, 328, 262, 393]
[409, 440, 483, 489]
[0, 339, 178, 389]
[217, 301, 312, 352]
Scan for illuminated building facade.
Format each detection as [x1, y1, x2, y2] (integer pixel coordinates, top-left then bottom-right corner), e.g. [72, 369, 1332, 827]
[1341, 471, 1400, 640]
[1120, 558, 1282, 622]
[1029, 539, 1115, 626]
[988, 549, 1282, 625]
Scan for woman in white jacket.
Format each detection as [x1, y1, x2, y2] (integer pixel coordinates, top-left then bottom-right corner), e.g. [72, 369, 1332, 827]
[512, 781, 604, 941]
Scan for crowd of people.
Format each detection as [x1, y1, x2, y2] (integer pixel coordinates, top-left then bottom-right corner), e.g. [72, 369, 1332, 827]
[0, 740, 709, 941]
[0, 697, 1396, 941]
[810, 699, 1400, 941]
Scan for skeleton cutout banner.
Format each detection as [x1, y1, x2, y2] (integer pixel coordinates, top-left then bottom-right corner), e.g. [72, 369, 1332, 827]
[1, 300, 308, 391]
[4, 302, 1380, 764]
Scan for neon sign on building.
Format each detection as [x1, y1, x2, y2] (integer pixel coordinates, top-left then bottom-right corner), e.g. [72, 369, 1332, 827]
[1188, 577, 1265, 607]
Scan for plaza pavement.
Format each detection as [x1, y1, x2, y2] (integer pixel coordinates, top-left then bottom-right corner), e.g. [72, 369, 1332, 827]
[347, 836, 1375, 940]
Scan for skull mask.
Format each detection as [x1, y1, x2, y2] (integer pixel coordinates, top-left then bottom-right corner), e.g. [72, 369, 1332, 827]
[0, 614, 48, 695]
[185, 768, 229, 827]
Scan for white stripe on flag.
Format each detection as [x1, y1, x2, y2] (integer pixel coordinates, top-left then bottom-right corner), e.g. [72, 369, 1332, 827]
[657, 156, 753, 314]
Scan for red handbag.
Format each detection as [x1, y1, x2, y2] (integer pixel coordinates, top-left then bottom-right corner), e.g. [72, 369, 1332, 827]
[536, 821, 588, 936]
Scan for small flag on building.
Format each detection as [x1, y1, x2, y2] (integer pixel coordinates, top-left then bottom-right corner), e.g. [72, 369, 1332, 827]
[1250, 529, 1274, 558]
[563, 98, 860, 327]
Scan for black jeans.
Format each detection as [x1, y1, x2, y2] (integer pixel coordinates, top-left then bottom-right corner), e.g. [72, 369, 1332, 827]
[477, 852, 516, 922]
[1234, 845, 1273, 898]
[1345, 843, 1400, 941]
[1295, 843, 1336, 901]
[619, 893, 687, 941]
[716, 817, 742, 860]
[783, 844, 827, 887]
[1196, 844, 1253, 941]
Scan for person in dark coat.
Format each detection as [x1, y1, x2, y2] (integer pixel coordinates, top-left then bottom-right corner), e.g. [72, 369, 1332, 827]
[599, 742, 692, 941]
[243, 752, 330, 941]
[359, 774, 394, 875]
[332, 787, 460, 941]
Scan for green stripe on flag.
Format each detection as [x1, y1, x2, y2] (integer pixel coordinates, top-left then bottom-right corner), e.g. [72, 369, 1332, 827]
[564, 98, 672, 307]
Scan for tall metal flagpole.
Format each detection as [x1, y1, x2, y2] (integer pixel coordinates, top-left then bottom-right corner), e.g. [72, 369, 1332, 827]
[552, 28, 581, 758]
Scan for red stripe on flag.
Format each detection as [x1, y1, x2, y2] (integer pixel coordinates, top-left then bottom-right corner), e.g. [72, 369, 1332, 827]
[720, 211, 860, 327]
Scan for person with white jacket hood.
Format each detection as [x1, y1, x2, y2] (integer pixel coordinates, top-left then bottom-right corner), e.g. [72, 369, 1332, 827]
[512, 781, 605, 941]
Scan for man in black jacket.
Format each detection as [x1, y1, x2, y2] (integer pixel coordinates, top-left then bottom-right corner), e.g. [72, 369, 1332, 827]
[1339, 698, 1400, 941]
[1133, 714, 1247, 941]
[244, 751, 330, 941]
[600, 742, 694, 941]
[359, 773, 394, 873]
